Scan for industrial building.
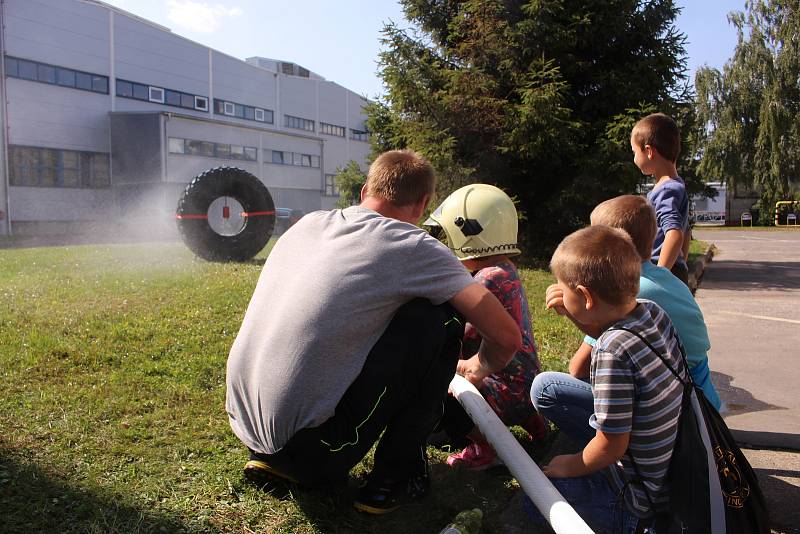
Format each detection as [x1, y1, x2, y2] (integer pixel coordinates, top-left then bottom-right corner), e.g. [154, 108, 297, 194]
[0, 0, 371, 237]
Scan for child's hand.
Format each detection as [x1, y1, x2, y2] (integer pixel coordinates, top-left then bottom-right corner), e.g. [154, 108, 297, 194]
[456, 354, 489, 388]
[542, 453, 582, 478]
[544, 284, 567, 316]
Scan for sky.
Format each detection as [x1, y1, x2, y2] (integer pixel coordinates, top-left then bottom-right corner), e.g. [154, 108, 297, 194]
[102, 0, 746, 99]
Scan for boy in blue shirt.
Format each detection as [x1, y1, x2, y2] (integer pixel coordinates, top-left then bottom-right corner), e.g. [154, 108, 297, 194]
[532, 195, 721, 449]
[631, 113, 690, 285]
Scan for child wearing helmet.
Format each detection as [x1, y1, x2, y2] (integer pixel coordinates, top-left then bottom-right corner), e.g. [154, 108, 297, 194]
[426, 184, 547, 469]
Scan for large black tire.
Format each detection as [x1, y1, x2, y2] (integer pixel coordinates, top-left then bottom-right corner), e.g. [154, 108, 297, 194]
[176, 166, 275, 262]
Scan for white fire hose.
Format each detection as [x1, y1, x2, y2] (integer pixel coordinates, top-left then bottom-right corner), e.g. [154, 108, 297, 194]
[449, 374, 594, 534]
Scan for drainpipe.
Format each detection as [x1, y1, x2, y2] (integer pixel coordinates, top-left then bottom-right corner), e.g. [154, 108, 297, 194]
[0, 0, 11, 235]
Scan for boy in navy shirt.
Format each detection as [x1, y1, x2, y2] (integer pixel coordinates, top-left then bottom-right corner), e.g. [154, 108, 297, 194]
[631, 113, 690, 285]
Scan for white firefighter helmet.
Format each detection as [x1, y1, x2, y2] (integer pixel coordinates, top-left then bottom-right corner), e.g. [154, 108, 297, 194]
[424, 183, 521, 260]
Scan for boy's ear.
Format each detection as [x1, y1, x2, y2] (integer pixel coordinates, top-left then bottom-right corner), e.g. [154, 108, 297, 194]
[644, 144, 655, 160]
[576, 285, 594, 311]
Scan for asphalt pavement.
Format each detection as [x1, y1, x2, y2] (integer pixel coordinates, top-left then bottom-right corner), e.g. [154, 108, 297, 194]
[693, 228, 800, 533]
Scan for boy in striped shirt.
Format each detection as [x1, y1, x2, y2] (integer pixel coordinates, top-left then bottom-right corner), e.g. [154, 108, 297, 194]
[526, 225, 684, 533]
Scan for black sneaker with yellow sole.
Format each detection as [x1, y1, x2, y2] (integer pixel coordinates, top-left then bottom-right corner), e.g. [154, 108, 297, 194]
[243, 459, 299, 488]
[352, 470, 430, 514]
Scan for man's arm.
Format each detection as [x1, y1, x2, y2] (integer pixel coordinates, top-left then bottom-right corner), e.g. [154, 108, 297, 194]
[658, 228, 684, 269]
[681, 227, 692, 260]
[449, 283, 522, 386]
[542, 430, 629, 478]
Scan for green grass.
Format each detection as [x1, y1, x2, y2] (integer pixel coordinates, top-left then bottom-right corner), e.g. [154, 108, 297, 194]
[0, 240, 578, 533]
[687, 238, 710, 266]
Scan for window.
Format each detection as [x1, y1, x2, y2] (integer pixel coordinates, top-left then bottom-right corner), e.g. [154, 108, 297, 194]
[180, 93, 194, 108]
[244, 147, 258, 161]
[92, 76, 108, 93]
[320, 122, 345, 137]
[4, 57, 18, 77]
[285, 114, 314, 132]
[215, 143, 231, 159]
[168, 137, 186, 154]
[324, 174, 339, 196]
[8, 145, 110, 188]
[132, 82, 148, 100]
[266, 149, 319, 168]
[213, 99, 274, 124]
[37, 64, 56, 84]
[5, 56, 109, 94]
[185, 139, 214, 157]
[18, 59, 37, 80]
[165, 89, 181, 106]
[149, 86, 165, 103]
[56, 67, 75, 87]
[116, 80, 133, 98]
[114, 78, 206, 110]
[75, 72, 93, 91]
[351, 129, 369, 142]
[230, 145, 244, 160]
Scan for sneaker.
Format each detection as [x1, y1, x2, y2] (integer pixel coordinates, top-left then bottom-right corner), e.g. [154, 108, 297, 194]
[446, 441, 503, 470]
[521, 413, 549, 442]
[243, 459, 299, 487]
[353, 470, 430, 514]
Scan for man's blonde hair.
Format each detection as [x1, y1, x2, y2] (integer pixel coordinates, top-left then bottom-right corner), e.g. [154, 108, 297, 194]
[550, 226, 640, 306]
[590, 195, 656, 261]
[631, 112, 681, 163]
[364, 150, 435, 206]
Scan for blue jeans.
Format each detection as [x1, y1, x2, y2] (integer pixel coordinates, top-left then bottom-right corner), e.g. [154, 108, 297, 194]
[522, 471, 641, 534]
[530, 371, 595, 446]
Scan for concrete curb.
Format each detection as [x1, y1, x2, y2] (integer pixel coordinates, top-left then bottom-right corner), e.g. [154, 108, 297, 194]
[688, 243, 717, 294]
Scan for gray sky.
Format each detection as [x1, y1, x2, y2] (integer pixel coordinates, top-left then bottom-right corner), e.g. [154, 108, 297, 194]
[102, 0, 744, 99]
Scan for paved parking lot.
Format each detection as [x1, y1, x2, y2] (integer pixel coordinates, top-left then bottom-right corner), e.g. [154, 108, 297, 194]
[694, 228, 800, 532]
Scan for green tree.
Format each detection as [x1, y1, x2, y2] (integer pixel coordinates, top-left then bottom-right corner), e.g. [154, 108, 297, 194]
[695, 0, 800, 223]
[370, 0, 689, 254]
[334, 160, 367, 208]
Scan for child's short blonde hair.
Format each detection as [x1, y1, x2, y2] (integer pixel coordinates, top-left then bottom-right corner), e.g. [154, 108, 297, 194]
[550, 225, 640, 306]
[631, 113, 681, 163]
[590, 195, 656, 261]
[364, 150, 435, 206]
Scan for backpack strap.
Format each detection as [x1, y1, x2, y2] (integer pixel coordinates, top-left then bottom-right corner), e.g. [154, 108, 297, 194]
[607, 325, 692, 385]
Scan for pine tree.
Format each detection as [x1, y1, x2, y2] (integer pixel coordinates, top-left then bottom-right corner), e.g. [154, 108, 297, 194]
[371, 0, 689, 252]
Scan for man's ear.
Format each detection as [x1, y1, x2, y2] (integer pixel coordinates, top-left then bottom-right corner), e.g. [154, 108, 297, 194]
[576, 285, 594, 311]
[359, 183, 369, 202]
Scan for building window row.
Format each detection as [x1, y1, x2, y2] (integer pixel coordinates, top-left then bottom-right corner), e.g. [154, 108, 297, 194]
[4, 55, 109, 94]
[320, 122, 346, 137]
[269, 150, 320, 168]
[324, 174, 339, 197]
[213, 98, 274, 124]
[351, 129, 369, 142]
[116, 79, 208, 111]
[169, 137, 257, 161]
[284, 114, 315, 132]
[9, 145, 110, 188]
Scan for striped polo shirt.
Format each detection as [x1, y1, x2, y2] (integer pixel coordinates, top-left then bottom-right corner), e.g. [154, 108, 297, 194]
[590, 299, 685, 517]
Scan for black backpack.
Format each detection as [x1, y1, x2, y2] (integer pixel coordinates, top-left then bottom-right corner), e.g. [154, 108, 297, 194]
[613, 327, 770, 534]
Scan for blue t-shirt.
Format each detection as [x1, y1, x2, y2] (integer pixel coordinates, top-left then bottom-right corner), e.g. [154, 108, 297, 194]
[647, 177, 688, 268]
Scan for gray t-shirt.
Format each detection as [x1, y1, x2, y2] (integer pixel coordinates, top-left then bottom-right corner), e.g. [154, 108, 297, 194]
[226, 206, 475, 454]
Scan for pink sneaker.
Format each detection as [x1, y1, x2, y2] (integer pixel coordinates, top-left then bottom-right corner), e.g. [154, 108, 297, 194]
[446, 442, 503, 470]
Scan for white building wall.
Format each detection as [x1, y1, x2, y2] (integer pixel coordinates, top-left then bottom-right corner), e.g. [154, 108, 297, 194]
[1, 0, 371, 234]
